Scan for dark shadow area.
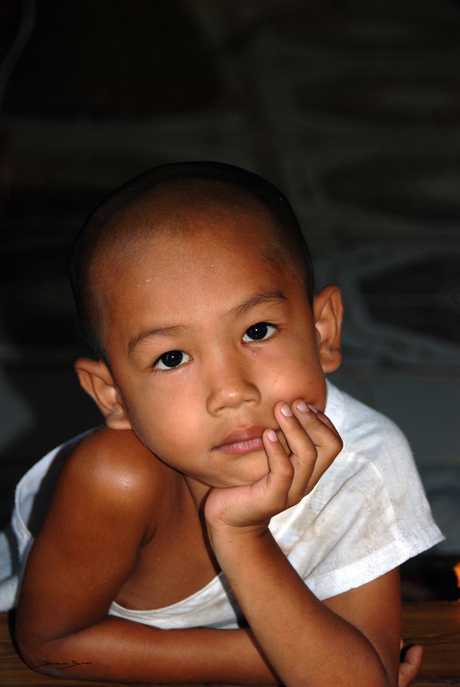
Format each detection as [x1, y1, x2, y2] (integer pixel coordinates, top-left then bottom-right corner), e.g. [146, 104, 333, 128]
[0, 364, 101, 530]
[3, 0, 225, 118]
[401, 555, 460, 601]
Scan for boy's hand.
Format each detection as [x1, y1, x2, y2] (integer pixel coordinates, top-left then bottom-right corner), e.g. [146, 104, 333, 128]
[205, 400, 342, 534]
[399, 641, 423, 687]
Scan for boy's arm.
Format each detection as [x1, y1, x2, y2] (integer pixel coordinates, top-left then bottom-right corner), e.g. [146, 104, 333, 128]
[15, 428, 279, 684]
[205, 402, 402, 687]
[208, 520, 401, 687]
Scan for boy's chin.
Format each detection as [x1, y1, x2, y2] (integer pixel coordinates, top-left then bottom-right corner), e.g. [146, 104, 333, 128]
[186, 450, 271, 491]
[217, 451, 270, 488]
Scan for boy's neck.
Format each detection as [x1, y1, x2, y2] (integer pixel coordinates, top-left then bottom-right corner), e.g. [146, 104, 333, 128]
[185, 476, 212, 510]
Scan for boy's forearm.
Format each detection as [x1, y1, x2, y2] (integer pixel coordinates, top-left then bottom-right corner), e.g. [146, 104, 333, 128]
[210, 527, 396, 687]
[18, 615, 279, 684]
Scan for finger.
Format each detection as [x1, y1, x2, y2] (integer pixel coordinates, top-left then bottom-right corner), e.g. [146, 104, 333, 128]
[260, 428, 295, 511]
[293, 403, 341, 444]
[287, 401, 343, 495]
[398, 644, 423, 687]
[274, 401, 318, 460]
[295, 404, 342, 491]
[306, 405, 341, 439]
[272, 402, 321, 504]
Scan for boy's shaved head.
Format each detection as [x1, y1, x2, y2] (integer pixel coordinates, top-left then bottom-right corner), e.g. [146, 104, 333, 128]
[70, 161, 315, 361]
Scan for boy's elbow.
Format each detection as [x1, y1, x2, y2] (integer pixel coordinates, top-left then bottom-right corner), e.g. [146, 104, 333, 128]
[15, 625, 59, 677]
[17, 639, 50, 676]
[288, 659, 394, 687]
[18, 639, 71, 679]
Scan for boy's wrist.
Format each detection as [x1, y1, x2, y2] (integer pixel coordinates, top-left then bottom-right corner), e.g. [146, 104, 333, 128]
[206, 519, 272, 554]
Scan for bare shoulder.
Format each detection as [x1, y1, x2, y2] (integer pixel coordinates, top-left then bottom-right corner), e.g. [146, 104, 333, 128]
[68, 426, 165, 487]
[53, 427, 176, 543]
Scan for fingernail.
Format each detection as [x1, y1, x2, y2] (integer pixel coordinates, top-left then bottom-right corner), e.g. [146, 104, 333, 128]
[308, 404, 319, 414]
[280, 403, 293, 417]
[296, 400, 309, 413]
[266, 429, 278, 442]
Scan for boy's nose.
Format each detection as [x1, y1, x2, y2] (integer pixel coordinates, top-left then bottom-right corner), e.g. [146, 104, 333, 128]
[205, 355, 261, 415]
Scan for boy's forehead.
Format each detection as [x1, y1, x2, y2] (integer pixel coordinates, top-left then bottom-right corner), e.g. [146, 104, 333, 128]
[101, 196, 276, 273]
[97, 209, 292, 326]
[103, 207, 275, 285]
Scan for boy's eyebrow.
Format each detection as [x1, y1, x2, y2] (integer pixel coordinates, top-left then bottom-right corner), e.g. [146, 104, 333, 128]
[128, 291, 287, 356]
[224, 290, 287, 321]
[128, 325, 187, 356]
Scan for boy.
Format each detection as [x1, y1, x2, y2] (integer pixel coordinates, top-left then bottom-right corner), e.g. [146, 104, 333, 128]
[3, 162, 442, 685]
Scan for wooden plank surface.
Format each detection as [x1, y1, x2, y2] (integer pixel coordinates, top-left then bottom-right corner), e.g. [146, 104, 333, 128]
[402, 601, 460, 685]
[1, 603, 460, 685]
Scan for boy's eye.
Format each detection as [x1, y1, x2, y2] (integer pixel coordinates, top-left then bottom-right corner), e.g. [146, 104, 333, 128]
[242, 322, 277, 342]
[153, 350, 190, 370]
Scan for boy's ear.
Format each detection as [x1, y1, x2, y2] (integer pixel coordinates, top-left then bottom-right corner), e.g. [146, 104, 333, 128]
[74, 358, 132, 430]
[313, 285, 344, 373]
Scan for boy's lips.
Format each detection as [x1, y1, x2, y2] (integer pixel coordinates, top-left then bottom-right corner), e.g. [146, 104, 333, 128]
[215, 426, 267, 455]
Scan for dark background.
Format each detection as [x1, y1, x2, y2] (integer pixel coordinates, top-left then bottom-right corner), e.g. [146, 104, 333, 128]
[1, 0, 460, 599]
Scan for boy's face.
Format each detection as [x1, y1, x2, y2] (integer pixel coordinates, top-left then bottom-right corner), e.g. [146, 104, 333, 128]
[95, 210, 341, 490]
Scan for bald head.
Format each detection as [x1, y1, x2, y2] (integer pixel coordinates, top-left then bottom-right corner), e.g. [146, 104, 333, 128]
[70, 162, 315, 361]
